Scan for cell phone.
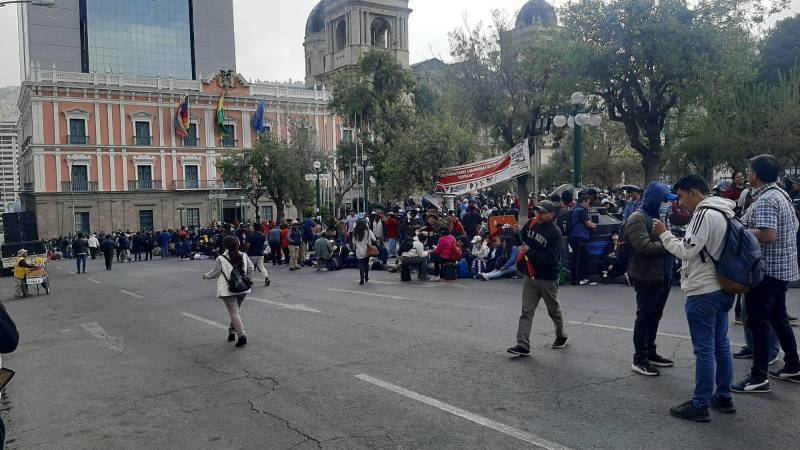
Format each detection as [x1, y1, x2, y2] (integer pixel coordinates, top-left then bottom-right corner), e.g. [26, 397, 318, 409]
[0, 368, 15, 391]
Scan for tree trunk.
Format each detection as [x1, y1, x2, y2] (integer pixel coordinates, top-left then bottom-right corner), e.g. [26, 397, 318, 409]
[517, 175, 530, 224]
[275, 202, 285, 222]
[251, 200, 261, 223]
[641, 150, 662, 184]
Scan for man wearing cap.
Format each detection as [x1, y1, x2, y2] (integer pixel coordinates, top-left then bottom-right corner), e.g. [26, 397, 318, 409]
[625, 182, 678, 376]
[508, 200, 568, 356]
[587, 188, 603, 207]
[14, 249, 36, 298]
[623, 187, 643, 221]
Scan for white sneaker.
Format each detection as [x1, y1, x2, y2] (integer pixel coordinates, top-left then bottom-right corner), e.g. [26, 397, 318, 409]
[579, 279, 589, 286]
[429, 276, 440, 282]
[589, 282, 598, 286]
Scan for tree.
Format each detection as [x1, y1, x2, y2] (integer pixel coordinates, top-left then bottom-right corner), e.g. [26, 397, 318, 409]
[447, 12, 568, 220]
[760, 14, 800, 84]
[217, 133, 297, 222]
[560, 0, 760, 182]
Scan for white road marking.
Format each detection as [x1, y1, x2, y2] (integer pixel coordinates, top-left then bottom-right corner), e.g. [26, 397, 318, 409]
[326, 288, 410, 300]
[119, 289, 144, 299]
[367, 280, 398, 285]
[88, 278, 103, 285]
[355, 374, 571, 450]
[80, 322, 124, 352]
[567, 321, 744, 347]
[248, 297, 322, 313]
[67, 270, 76, 275]
[181, 312, 229, 331]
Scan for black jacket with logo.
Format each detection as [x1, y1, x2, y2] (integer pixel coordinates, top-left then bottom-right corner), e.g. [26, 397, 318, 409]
[520, 221, 562, 280]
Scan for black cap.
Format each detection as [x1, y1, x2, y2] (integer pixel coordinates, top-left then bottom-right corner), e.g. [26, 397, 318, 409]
[535, 200, 557, 214]
[789, 176, 800, 184]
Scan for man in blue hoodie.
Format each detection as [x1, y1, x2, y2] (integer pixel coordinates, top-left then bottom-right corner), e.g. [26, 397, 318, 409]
[625, 182, 678, 376]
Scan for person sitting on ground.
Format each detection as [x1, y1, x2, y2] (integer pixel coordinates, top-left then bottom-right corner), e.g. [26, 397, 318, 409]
[399, 232, 430, 282]
[477, 236, 520, 281]
[314, 234, 334, 271]
[430, 228, 458, 281]
[470, 236, 490, 277]
[485, 236, 504, 272]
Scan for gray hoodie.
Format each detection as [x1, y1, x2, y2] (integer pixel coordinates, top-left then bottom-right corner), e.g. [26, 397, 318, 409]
[659, 196, 736, 297]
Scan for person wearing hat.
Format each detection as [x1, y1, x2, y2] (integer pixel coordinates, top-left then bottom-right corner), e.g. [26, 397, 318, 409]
[470, 235, 490, 276]
[625, 182, 679, 376]
[14, 249, 37, 298]
[507, 200, 568, 356]
[623, 187, 643, 221]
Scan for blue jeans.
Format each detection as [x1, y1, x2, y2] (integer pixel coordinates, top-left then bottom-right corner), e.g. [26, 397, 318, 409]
[161, 244, 169, 258]
[387, 238, 397, 257]
[484, 266, 518, 280]
[741, 296, 780, 360]
[685, 290, 734, 409]
[76, 254, 87, 273]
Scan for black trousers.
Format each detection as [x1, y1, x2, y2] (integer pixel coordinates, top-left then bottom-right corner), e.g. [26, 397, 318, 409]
[89, 247, 97, 260]
[358, 257, 370, 281]
[104, 252, 113, 270]
[269, 243, 282, 265]
[568, 237, 589, 284]
[745, 276, 800, 381]
[633, 281, 671, 363]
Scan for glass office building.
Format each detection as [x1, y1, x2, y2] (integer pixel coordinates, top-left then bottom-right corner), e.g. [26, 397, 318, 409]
[82, 0, 194, 79]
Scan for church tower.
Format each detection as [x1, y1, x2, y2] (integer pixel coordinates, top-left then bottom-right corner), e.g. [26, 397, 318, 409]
[304, 0, 411, 88]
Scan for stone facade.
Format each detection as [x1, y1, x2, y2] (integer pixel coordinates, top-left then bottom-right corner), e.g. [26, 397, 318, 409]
[304, 0, 411, 88]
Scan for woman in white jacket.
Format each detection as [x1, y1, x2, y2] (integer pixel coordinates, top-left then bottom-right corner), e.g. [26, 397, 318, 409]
[202, 236, 255, 347]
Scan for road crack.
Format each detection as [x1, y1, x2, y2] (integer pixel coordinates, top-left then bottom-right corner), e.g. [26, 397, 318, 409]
[247, 401, 322, 449]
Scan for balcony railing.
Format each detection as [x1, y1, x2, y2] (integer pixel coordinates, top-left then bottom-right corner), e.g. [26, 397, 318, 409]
[128, 180, 162, 191]
[133, 135, 152, 146]
[183, 137, 199, 147]
[221, 138, 238, 148]
[61, 181, 98, 192]
[173, 180, 240, 190]
[67, 135, 89, 145]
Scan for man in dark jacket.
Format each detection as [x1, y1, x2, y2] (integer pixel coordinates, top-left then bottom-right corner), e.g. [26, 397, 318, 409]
[625, 182, 677, 376]
[461, 204, 483, 242]
[507, 200, 568, 356]
[101, 234, 115, 270]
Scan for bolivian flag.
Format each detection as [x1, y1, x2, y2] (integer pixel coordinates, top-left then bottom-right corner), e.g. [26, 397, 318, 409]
[216, 94, 226, 135]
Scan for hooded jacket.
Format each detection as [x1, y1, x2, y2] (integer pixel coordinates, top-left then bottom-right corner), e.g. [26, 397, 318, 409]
[625, 182, 674, 285]
[659, 196, 735, 297]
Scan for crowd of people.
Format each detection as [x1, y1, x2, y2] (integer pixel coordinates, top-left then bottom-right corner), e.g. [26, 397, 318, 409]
[25, 152, 800, 423]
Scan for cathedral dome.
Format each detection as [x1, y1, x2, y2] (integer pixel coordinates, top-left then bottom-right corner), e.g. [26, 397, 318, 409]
[306, 1, 326, 36]
[515, 0, 557, 28]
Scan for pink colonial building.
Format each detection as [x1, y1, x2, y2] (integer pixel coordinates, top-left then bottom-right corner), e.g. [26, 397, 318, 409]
[17, 68, 344, 238]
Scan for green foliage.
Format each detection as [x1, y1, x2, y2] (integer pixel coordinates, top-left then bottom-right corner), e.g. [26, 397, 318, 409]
[560, 0, 760, 181]
[761, 14, 800, 84]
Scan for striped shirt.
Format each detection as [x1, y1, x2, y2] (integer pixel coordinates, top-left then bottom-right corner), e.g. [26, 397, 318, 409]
[742, 183, 799, 282]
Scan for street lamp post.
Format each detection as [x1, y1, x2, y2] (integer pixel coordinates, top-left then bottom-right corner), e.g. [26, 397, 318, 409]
[553, 91, 603, 188]
[177, 204, 185, 228]
[360, 155, 373, 214]
[304, 161, 331, 217]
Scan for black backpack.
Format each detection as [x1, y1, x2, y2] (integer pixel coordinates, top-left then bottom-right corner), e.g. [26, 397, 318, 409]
[221, 255, 253, 293]
[557, 206, 574, 236]
[398, 238, 415, 255]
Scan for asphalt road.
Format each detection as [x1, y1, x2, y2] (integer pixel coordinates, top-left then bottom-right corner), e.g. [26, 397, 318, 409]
[0, 256, 798, 450]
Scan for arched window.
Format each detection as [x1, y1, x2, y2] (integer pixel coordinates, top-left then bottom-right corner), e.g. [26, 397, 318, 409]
[370, 18, 391, 49]
[335, 20, 347, 52]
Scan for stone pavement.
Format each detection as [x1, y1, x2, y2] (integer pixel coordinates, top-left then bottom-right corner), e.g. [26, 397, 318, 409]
[0, 257, 798, 449]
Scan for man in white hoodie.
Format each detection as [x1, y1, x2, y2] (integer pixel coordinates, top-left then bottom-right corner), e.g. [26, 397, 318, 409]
[654, 175, 736, 422]
[87, 234, 99, 260]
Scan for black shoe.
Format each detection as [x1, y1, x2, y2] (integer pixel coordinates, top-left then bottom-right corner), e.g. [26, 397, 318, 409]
[769, 367, 800, 383]
[732, 374, 771, 393]
[552, 337, 568, 349]
[632, 361, 660, 376]
[235, 335, 248, 347]
[507, 345, 530, 357]
[789, 315, 799, 325]
[359, 280, 364, 285]
[648, 354, 675, 367]
[710, 397, 736, 414]
[265, 279, 271, 287]
[670, 400, 710, 422]
[228, 333, 236, 342]
[733, 348, 754, 359]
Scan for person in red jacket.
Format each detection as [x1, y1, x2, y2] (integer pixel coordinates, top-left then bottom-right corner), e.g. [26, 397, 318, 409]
[431, 229, 457, 281]
[279, 223, 290, 265]
[384, 212, 399, 258]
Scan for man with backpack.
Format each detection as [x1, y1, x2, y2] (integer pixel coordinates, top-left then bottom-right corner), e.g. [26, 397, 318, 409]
[733, 155, 800, 392]
[654, 174, 738, 422]
[625, 182, 678, 377]
[568, 194, 597, 285]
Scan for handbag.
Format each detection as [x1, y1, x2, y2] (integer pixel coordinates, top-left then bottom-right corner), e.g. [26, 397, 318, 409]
[221, 255, 253, 293]
[367, 245, 380, 258]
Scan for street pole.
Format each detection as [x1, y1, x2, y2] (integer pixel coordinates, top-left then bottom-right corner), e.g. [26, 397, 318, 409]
[363, 163, 368, 213]
[315, 171, 321, 216]
[573, 121, 583, 188]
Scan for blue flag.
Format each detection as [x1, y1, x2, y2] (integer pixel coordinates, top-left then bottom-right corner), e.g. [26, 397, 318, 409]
[252, 100, 267, 133]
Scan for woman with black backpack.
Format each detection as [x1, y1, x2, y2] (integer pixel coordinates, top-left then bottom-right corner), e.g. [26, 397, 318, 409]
[202, 236, 255, 348]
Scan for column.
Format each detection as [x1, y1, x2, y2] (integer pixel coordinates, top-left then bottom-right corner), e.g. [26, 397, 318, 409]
[119, 104, 127, 146]
[34, 149, 45, 192]
[159, 149, 166, 187]
[204, 109, 215, 147]
[107, 103, 115, 145]
[94, 102, 102, 145]
[121, 149, 128, 191]
[242, 111, 251, 148]
[206, 150, 216, 181]
[109, 149, 116, 191]
[55, 149, 62, 192]
[171, 150, 178, 186]
[53, 101, 60, 145]
[96, 149, 104, 192]
[158, 106, 165, 147]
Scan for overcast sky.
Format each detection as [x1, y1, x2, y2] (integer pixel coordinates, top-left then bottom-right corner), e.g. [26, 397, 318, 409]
[0, 0, 797, 87]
